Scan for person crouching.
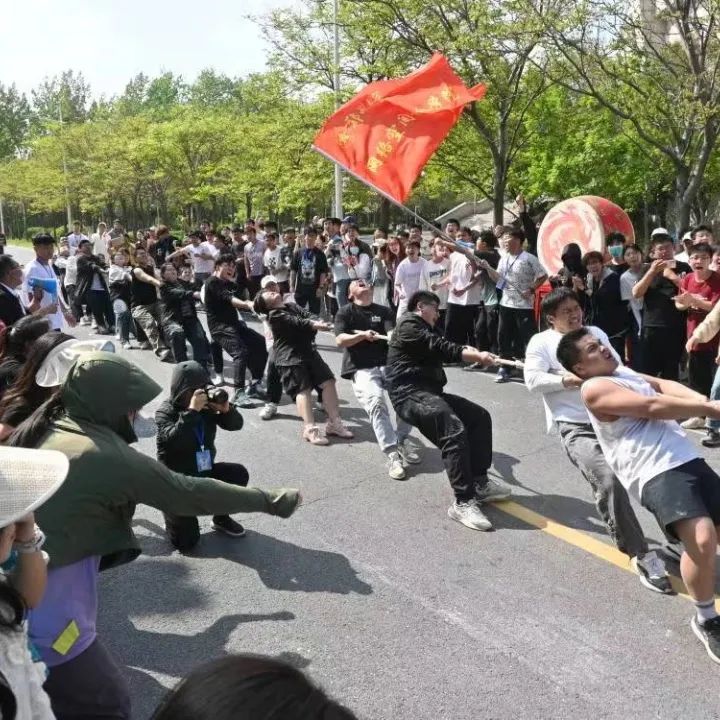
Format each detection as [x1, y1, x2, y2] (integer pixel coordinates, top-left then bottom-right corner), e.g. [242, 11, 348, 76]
[156, 361, 249, 551]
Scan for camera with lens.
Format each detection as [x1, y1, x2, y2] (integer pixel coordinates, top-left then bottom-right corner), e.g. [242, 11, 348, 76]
[205, 386, 229, 405]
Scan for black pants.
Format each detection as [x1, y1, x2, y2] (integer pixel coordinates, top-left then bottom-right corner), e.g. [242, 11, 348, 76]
[295, 286, 321, 315]
[164, 318, 210, 366]
[210, 322, 268, 387]
[86, 289, 115, 330]
[641, 325, 684, 380]
[247, 275, 263, 300]
[44, 639, 131, 720]
[475, 303, 499, 354]
[498, 306, 536, 359]
[444, 303, 478, 345]
[688, 350, 716, 397]
[266, 350, 323, 405]
[391, 389, 492, 502]
[163, 462, 249, 552]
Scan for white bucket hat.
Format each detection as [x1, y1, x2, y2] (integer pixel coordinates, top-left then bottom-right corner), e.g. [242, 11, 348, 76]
[0, 447, 69, 527]
[35, 339, 115, 388]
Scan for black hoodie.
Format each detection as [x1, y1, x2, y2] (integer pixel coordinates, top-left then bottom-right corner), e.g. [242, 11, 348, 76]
[155, 361, 243, 474]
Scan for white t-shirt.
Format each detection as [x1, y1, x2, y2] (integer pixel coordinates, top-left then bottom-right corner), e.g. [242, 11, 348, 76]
[188, 242, 217, 275]
[264, 246, 289, 282]
[583, 367, 699, 500]
[524, 326, 621, 432]
[66, 232, 88, 255]
[394, 257, 427, 314]
[22, 258, 64, 329]
[498, 251, 546, 309]
[447, 252, 482, 306]
[63, 255, 78, 287]
[419, 258, 450, 309]
[620, 267, 645, 332]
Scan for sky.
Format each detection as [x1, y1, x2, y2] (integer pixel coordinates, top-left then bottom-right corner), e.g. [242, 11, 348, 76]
[3, 0, 296, 100]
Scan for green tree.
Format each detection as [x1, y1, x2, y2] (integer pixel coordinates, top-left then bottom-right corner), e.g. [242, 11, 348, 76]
[539, 0, 720, 231]
[0, 83, 33, 159]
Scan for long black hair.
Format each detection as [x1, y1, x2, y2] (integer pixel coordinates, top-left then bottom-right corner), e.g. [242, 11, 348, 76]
[151, 655, 358, 720]
[0, 315, 51, 360]
[0, 332, 73, 428]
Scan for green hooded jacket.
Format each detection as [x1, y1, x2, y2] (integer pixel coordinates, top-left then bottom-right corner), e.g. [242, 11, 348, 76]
[35, 352, 299, 569]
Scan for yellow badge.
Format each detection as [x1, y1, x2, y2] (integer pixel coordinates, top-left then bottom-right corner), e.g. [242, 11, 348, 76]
[52, 620, 80, 655]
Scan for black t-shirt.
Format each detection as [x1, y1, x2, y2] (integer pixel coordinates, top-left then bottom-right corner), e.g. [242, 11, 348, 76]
[149, 236, 176, 265]
[642, 261, 691, 328]
[291, 248, 328, 290]
[334, 303, 393, 378]
[131, 266, 159, 307]
[204, 276, 240, 331]
[607, 262, 628, 276]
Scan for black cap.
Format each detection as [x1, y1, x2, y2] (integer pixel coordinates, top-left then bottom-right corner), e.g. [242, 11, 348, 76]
[231, 225, 243, 232]
[32, 233, 55, 245]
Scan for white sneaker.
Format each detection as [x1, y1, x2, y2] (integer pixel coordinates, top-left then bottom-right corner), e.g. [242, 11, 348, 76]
[474, 477, 512, 504]
[211, 373, 224, 386]
[90, 319, 97, 329]
[259, 402, 277, 420]
[122, 341, 133, 350]
[79, 316, 90, 326]
[448, 500, 492, 531]
[115, 332, 121, 340]
[681, 416, 706, 430]
[387, 451, 406, 480]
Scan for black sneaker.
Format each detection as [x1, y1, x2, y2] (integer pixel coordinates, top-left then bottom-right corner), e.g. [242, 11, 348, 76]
[246, 381, 266, 400]
[691, 615, 720, 664]
[212, 516, 246, 537]
[631, 551, 674, 594]
[702, 429, 720, 448]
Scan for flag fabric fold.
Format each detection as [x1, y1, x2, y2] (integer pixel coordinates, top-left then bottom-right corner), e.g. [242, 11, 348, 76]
[312, 53, 486, 205]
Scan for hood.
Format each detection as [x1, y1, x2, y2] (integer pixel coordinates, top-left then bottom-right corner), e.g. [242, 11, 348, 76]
[61, 352, 162, 443]
[170, 361, 210, 406]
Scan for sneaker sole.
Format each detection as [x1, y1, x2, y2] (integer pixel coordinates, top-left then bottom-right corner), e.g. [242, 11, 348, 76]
[447, 506, 492, 531]
[691, 617, 720, 665]
[211, 524, 246, 538]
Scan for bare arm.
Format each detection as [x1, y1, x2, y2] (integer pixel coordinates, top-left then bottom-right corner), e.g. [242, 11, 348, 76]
[640, 374, 707, 402]
[582, 378, 717, 422]
[133, 267, 162, 288]
[632, 261, 664, 299]
[336, 331, 377, 347]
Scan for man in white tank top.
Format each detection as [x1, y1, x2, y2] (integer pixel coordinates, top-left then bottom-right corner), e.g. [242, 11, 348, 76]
[524, 288, 671, 593]
[557, 326, 720, 665]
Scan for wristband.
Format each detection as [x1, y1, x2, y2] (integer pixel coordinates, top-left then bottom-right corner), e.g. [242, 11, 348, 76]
[13, 527, 46, 554]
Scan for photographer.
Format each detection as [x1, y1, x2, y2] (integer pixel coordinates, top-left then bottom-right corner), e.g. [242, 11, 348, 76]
[156, 361, 249, 552]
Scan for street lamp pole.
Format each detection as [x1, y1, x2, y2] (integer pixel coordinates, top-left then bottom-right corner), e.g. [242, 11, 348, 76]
[58, 103, 72, 229]
[332, 0, 343, 219]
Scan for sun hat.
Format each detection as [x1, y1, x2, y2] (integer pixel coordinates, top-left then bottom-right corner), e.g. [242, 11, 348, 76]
[0, 447, 69, 527]
[35, 339, 116, 388]
[651, 227, 670, 238]
[260, 275, 278, 290]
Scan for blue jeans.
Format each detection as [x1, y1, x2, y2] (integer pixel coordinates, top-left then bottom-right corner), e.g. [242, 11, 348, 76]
[112, 298, 131, 342]
[709, 365, 720, 431]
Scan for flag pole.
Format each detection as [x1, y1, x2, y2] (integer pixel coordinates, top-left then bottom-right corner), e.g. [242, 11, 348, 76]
[312, 145, 466, 250]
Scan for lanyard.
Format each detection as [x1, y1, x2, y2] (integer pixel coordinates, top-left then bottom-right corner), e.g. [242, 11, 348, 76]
[193, 420, 205, 451]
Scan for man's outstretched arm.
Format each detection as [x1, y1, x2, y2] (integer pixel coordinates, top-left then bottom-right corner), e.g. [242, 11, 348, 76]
[582, 379, 720, 422]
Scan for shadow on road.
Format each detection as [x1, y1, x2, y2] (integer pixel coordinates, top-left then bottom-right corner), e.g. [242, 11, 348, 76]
[193, 531, 374, 595]
[130, 519, 373, 595]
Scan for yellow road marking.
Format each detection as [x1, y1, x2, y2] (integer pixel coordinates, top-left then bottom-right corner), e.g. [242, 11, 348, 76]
[497, 500, 720, 611]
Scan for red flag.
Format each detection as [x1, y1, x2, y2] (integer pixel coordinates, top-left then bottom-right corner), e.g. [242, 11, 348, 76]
[312, 53, 485, 205]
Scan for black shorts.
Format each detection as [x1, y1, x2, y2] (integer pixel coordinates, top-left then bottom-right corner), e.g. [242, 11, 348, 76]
[641, 458, 720, 541]
[278, 351, 334, 400]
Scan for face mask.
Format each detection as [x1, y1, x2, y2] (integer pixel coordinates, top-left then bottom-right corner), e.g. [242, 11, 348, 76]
[608, 245, 624, 259]
[350, 246, 360, 255]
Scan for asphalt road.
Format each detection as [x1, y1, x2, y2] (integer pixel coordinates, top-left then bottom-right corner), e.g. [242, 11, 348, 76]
[9, 246, 720, 719]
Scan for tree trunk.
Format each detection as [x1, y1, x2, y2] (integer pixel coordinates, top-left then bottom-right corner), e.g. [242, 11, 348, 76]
[245, 193, 252, 220]
[378, 195, 391, 231]
[493, 162, 507, 228]
[674, 167, 692, 235]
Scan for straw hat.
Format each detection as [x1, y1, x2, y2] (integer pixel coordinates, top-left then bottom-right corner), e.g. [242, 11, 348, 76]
[0, 447, 68, 527]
